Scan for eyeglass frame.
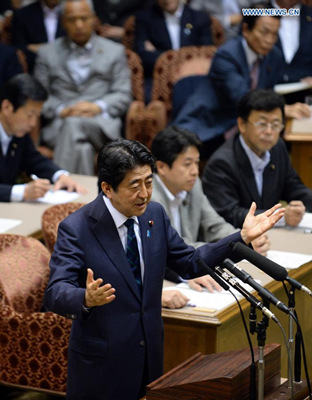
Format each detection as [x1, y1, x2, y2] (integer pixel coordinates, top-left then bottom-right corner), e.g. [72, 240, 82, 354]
[246, 120, 285, 133]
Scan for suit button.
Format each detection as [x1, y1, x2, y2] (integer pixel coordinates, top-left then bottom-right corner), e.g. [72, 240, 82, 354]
[139, 340, 145, 347]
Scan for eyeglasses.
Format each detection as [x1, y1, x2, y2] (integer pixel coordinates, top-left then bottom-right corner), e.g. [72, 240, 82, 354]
[247, 120, 284, 133]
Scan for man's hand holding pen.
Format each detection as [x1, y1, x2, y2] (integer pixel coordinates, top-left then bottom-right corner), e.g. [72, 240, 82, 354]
[24, 174, 50, 201]
[285, 200, 306, 226]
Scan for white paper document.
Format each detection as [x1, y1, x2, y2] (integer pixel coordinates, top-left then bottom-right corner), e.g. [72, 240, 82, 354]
[298, 212, 312, 230]
[36, 190, 80, 204]
[0, 218, 22, 233]
[274, 81, 312, 95]
[163, 281, 256, 311]
[266, 250, 312, 270]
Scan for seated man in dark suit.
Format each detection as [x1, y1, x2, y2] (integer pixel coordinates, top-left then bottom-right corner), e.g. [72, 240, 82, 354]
[92, 0, 148, 43]
[0, 42, 23, 87]
[202, 89, 312, 229]
[0, 73, 86, 202]
[11, 0, 65, 73]
[272, 0, 312, 103]
[171, 1, 310, 161]
[133, 0, 213, 102]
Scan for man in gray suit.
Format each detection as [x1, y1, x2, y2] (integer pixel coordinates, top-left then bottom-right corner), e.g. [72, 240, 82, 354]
[151, 126, 270, 308]
[34, 0, 132, 175]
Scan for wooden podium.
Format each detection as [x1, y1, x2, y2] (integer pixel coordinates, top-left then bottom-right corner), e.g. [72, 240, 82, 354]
[145, 343, 310, 400]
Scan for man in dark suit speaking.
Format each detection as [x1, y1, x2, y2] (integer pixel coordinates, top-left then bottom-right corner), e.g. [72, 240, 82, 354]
[45, 138, 285, 400]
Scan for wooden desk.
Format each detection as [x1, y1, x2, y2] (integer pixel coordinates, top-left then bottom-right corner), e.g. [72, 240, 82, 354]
[162, 227, 312, 378]
[0, 174, 98, 238]
[284, 119, 312, 188]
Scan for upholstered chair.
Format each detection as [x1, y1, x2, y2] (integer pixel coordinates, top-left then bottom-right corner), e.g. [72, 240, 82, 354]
[41, 202, 85, 253]
[0, 234, 71, 395]
[126, 45, 216, 148]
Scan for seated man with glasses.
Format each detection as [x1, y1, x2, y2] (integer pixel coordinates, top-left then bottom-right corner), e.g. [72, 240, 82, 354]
[202, 88, 312, 228]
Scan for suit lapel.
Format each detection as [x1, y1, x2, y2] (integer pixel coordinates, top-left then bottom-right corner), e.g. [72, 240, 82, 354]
[237, 40, 250, 82]
[138, 208, 154, 300]
[90, 195, 142, 301]
[155, 7, 172, 49]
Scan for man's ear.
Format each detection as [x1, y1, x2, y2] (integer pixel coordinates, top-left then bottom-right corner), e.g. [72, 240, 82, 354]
[156, 160, 169, 177]
[237, 117, 246, 135]
[1, 99, 13, 115]
[101, 181, 113, 198]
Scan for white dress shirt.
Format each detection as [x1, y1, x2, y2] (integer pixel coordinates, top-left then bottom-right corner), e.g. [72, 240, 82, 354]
[163, 3, 184, 50]
[154, 174, 187, 235]
[42, 3, 61, 43]
[271, 0, 301, 64]
[103, 195, 145, 282]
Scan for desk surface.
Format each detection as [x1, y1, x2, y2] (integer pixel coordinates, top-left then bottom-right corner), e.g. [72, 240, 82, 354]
[0, 174, 98, 238]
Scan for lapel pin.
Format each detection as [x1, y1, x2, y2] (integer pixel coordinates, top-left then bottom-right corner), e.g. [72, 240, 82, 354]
[270, 164, 275, 170]
[148, 220, 154, 227]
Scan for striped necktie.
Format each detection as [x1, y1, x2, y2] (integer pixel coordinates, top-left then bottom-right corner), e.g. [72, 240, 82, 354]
[124, 218, 142, 290]
[250, 58, 260, 90]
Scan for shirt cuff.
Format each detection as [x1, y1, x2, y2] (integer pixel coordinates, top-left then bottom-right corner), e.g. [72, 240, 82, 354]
[10, 184, 26, 202]
[52, 170, 69, 183]
[94, 100, 109, 118]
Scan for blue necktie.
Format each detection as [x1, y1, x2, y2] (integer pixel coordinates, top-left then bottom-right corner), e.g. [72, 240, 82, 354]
[124, 219, 142, 290]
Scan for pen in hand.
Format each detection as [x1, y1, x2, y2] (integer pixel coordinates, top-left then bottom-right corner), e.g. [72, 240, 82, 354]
[25, 174, 50, 201]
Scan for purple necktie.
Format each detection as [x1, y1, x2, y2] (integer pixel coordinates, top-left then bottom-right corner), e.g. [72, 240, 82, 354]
[250, 58, 260, 90]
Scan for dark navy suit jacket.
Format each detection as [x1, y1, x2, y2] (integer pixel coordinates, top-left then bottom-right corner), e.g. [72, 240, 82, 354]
[11, 1, 65, 72]
[45, 195, 243, 400]
[0, 133, 60, 202]
[276, 4, 312, 83]
[202, 135, 312, 228]
[134, 4, 213, 77]
[171, 36, 284, 142]
[0, 43, 23, 87]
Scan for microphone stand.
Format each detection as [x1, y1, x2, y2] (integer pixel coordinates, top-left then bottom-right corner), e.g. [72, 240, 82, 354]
[249, 299, 269, 400]
[249, 305, 257, 400]
[287, 284, 298, 395]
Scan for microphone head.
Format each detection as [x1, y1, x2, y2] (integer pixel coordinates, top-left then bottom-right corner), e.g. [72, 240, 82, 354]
[232, 242, 287, 281]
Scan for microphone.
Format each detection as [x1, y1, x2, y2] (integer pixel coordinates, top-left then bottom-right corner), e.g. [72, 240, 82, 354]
[196, 259, 229, 291]
[215, 266, 278, 323]
[231, 242, 312, 297]
[222, 258, 290, 314]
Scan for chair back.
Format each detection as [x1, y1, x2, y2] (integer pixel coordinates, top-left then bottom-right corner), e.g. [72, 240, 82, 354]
[126, 48, 144, 102]
[151, 45, 216, 122]
[0, 234, 51, 313]
[122, 15, 136, 50]
[41, 202, 85, 253]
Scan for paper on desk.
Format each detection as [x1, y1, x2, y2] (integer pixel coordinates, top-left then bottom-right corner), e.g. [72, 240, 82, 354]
[163, 281, 256, 311]
[298, 212, 312, 229]
[266, 250, 312, 270]
[36, 190, 80, 204]
[274, 81, 312, 95]
[0, 218, 22, 233]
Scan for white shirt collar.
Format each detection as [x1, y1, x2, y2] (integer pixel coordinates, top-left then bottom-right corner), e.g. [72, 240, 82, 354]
[239, 135, 271, 169]
[103, 194, 138, 229]
[241, 37, 259, 68]
[69, 36, 94, 51]
[163, 2, 184, 20]
[154, 174, 187, 205]
[0, 122, 12, 155]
